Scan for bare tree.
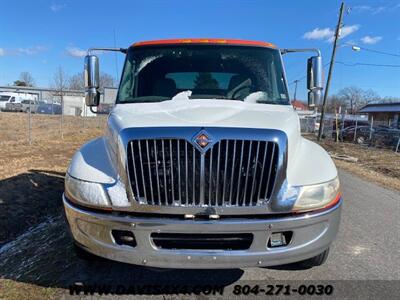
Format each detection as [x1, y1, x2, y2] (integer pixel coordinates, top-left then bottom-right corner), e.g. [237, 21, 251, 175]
[363, 89, 380, 105]
[52, 66, 68, 139]
[326, 95, 347, 113]
[335, 86, 381, 113]
[68, 72, 84, 90]
[99, 72, 116, 88]
[68, 71, 115, 91]
[52, 66, 68, 101]
[337, 86, 364, 114]
[324, 86, 383, 114]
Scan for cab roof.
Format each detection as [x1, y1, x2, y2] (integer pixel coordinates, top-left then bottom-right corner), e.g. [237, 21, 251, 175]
[132, 38, 276, 48]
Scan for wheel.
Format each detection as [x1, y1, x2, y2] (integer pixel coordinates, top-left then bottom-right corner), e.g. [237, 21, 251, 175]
[294, 248, 330, 268]
[356, 136, 365, 144]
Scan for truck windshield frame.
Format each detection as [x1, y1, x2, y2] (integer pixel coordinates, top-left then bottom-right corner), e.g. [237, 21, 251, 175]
[116, 45, 290, 105]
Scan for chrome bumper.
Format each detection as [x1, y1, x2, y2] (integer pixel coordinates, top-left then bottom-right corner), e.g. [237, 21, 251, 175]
[63, 195, 342, 269]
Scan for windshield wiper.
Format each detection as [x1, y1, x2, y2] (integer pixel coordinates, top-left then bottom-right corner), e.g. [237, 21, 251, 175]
[256, 99, 289, 105]
[121, 97, 171, 103]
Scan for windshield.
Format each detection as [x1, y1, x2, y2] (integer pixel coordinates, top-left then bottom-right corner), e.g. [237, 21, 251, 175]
[117, 45, 289, 104]
[0, 95, 10, 102]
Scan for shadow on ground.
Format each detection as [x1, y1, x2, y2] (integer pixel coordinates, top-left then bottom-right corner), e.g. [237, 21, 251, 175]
[0, 170, 243, 295]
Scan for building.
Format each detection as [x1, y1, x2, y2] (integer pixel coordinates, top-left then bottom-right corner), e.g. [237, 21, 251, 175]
[0, 85, 118, 116]
[291, 100, 308, 111]
[358, 102, 400, 128]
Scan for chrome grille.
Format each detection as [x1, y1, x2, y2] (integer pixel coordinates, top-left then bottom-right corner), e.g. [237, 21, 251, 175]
[127, 139, 279, 207]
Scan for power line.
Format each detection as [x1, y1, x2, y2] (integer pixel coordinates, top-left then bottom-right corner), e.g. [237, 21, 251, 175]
[336, 61, 400, 68]
[289, 61, 330, 84]
[345, 44, 400, 58]
[289, 59, 400, 86]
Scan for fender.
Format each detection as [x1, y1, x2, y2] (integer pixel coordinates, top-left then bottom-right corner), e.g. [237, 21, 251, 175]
[287, 137, 337, 186]
[67, 137, 117, 184]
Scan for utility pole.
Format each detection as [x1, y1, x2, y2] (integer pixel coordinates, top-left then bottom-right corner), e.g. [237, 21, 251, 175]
[293, 80, 299, 100]
[318, 1, 345, 141]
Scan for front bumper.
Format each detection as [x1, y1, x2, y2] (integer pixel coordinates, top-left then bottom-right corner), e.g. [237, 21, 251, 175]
[63, 195, 342, 269]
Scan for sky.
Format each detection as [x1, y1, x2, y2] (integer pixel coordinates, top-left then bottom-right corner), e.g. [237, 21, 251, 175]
[0, 0, 399, 101]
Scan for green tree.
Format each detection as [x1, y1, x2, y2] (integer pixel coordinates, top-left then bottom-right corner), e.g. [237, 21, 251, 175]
[13, 80, 27, 86]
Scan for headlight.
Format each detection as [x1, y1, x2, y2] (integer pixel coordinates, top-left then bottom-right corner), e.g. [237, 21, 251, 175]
[292, 177, 341, 212]
[65, 173, 111, 209]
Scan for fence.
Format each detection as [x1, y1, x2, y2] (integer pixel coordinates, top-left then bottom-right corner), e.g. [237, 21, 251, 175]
[299, 114, 400, 153]
[0, 86, 116, 145]
[0, 110, 107, 145]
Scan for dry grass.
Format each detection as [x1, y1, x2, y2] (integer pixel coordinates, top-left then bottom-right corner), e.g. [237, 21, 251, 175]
[0, 112, 105, 299]
[0, 112, 105, 180]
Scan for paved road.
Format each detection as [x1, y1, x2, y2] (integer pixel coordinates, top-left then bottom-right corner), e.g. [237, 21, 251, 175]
[1, 170, 399, 297]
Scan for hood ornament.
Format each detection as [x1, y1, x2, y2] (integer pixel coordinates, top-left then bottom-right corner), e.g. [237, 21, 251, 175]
[193, 130, 214, 152]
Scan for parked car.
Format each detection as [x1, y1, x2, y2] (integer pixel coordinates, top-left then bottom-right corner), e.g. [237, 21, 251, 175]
[21, 99, 40, 113]
[36, 103, 62, 114]
[336, 125, 372, 144]
[371, 127, 400, 149]
[4, 98, 22, 112]
[0, 92, 37, 111]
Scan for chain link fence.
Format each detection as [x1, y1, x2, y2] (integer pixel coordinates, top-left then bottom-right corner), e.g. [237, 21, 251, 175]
[0, 108, 107, 145]
[299, 113, 400, 153]
[0, 87, 115, 145]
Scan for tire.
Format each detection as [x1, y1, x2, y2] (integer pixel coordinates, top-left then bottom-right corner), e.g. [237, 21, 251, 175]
[292, 248, 330, 268]
[356, 136, 365, 144]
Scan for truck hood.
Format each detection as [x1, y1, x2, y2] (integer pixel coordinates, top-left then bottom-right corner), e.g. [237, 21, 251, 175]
[68, 99, 337, 192]
[110, 99, 299, 134]
[109, 99, 301, 169]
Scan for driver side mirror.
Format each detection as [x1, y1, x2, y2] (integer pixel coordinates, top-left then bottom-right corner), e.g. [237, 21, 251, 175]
[307, 56, 323, 108]
[84, 55, 100, 106]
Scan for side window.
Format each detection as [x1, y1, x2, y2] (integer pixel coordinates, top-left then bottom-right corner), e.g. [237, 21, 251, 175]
[10, 97, 15, 102]
[118, 57, 136, 101]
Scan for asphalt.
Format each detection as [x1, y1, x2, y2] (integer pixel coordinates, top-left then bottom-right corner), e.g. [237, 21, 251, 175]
[0, 170, 399, 298]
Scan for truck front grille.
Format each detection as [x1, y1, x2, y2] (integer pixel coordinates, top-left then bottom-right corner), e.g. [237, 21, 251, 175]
[127, 139, 278, 207]
[151, 233, 253, 250]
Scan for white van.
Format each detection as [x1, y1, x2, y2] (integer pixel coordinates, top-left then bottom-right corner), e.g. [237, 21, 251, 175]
[0, 92, 37, 111]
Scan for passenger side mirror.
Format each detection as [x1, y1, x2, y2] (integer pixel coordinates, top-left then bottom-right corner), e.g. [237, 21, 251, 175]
[84, 55, 100, 106]
[307, 56, 323, 108]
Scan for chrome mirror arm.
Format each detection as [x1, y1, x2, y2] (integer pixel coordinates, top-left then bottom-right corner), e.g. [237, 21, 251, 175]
[280, 48, 321, 57]
[88, 47, 127, 55]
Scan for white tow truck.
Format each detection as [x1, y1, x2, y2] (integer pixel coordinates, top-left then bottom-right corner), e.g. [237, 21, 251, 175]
[64, 38, 341, 269]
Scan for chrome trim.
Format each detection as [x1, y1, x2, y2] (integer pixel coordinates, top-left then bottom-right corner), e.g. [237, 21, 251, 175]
[169, 140, 175, 203]
[235, 140, 245, 206]
[228, 140, 237, 202]
[153, 140, 161, 203]
[120, 127, 288, 215]
[199, 152, 205, 205]
[222, 140, 229, 203]
[129, 144, 140, 199]
[265, 143, 276, 199]
[137, 140, 147, 201]
[64, 195, 342, 269]
[249, 141, 260, 206]
[177, 140, 181, 203]
[145, 140, 154, 204]
[161, 140, 168, 204]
